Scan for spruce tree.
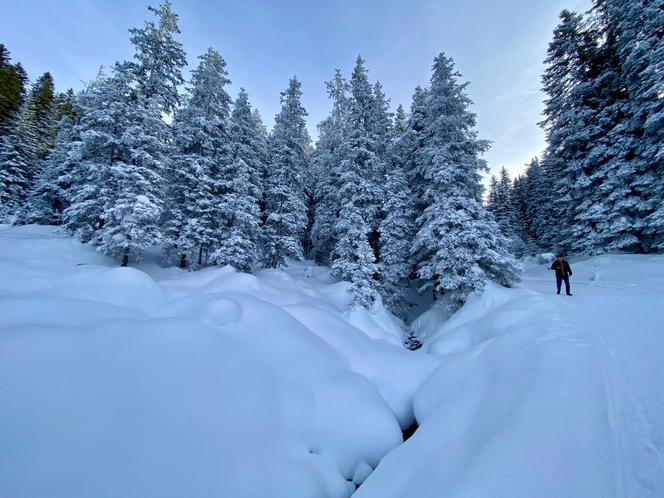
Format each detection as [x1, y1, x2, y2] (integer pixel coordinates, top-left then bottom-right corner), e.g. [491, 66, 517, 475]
[25, 89, 78, 225]
[311, 69, 349, 264]
[94, 63, 170, 266]
[331, 57, 383, 307]
[25, 113, 79, 225]
[64, 2, 185, 266]
[263, 77, 310, 268]
[62, 71, 124, 244]
[0, 129, 28, 219]
[164, 47, 231, 268]
[488, 167, 524, 254]
[411, 54, 519, 310]
[378, 122, 417, 314]
[129, 0, 187, 114]
[0, 45, 28, 135]
[211, 88, 263, 271]
[593, 0, 664, 251]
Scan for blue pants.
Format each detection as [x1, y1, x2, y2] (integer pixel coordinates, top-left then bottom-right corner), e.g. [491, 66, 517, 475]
[556, 274, 571, 294]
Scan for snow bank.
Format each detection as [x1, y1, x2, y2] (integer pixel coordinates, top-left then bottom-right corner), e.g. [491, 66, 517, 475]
[0, 225, 439, 498]
[357, 253, 664, 498]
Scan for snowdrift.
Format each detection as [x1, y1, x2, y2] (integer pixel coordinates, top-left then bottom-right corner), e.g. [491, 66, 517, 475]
[356, 254, 664, 498]
[0, 225, 439, 498]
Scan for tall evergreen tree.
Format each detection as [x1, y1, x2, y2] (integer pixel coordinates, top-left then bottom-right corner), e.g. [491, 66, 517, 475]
[25, 111, 79, 225]
[378, 114, 417, 314]
[0, 44, 28, 135]
[5, 72, 57, 194]
[411, 54, 519, 310]
[311, 69, 349, 264]
[164, 47, 231, 268]
[94, 65, 170, 266]
[129, 0, 187, 114]
[62, 70, 127, 244]
[331, 57, 382, 307]
[64, 2, 186, 266]
[211, 88, 263, 271]
[263, 77, 310, 268]
[0, 128, 28, 219]
[487, 167, 524, 254]
[593, 0, 664, 251]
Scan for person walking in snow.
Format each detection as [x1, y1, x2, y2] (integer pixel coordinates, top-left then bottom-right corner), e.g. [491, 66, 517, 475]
[550, 255, 572, 296]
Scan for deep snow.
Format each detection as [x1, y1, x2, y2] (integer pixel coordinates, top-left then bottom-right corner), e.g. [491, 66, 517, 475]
[1, 226, 663, 498]
[356, 254, 664, 498]
[0, 225, 439, 498]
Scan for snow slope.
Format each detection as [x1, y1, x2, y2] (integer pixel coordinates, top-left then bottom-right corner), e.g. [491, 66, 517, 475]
[356, 254, 664, 498]
[0, 225, 439, 498]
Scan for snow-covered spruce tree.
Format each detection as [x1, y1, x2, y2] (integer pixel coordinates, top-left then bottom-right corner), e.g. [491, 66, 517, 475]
[375, 94, 427, 313]
[310, 69, 349, 264]
[487, 167, 525, 255]
[331, 57, 383, 307]
[511, 174, 529, 248]
[61, 70, 126, 244]
[24, 90, 78, 225]
[393, 104, 407, 138]
[0, 128, 28, 220]
[251, 108, 269, 219]
[520, 157, 549, 249]
[411, 54, 519, 310]
[93, 63, 172, 267]
[262, 77, 310, 268]
[367, 80, 394, 252]
[571, 5, 641, 254]
[540, 10, 595, 252]
[210, 88, 263, 271]
[539, 9, 630, 254]
[593, 0, 664, 251]
[378, 130, 417, 314]
[98, 1, 186, 266]
[25, 112, 79, 225]
[12, 73, 55, 159]
[129, 0, 186, 115]
[402, 86, 430, 217]
[64, 2, 186, 266]
[163, 47, 231, 269]
[535, 152, 562, 250]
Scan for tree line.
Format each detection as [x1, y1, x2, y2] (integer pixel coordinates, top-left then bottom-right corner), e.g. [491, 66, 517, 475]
[4, 0, 660, 313]
[487, 0, 663, 256]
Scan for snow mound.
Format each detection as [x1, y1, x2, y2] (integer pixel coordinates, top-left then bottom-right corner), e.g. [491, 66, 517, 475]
[0, 225, 439, 498]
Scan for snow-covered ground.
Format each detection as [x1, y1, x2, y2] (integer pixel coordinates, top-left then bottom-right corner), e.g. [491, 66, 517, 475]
[2, 226, 663, 498]
[357, 254, 664, 498]
[0, 225, 439, 498]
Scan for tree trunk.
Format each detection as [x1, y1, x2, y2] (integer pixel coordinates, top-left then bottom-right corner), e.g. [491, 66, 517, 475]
[180, 253, 187, 269]
[121, 248, 129, 267]
[198, 245, 204, 266]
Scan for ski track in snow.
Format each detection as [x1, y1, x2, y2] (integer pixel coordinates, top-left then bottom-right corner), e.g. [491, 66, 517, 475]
[524, 277, 664, 498]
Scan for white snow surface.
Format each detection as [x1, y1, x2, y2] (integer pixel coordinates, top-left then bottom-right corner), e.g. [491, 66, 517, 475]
[356, 254, 664, 498]
[0, 225, 439, 498]
[3, 227, 664, 498]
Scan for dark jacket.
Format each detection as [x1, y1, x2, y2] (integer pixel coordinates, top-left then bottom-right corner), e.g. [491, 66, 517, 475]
[550, 259, 572, 277]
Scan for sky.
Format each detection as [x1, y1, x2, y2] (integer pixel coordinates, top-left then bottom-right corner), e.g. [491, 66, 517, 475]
[2, 0, 591, 180]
